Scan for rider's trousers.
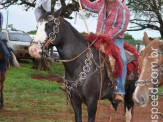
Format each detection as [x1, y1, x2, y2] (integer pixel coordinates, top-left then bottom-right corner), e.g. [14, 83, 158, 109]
[114, 38, 127, 95]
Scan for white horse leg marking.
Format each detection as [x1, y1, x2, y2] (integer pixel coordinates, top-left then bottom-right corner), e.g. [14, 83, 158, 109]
[125, 107, 132, 122]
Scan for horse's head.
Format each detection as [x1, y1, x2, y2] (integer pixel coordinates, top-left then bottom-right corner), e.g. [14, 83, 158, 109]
[29, 7, 64, 59]
[133, 32, 163, 107]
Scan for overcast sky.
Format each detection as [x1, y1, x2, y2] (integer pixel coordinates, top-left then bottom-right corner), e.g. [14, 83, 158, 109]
[0, 5, 161, 40]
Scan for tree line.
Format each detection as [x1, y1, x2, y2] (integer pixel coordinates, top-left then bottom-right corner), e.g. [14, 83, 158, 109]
[1, 0, 162, 38]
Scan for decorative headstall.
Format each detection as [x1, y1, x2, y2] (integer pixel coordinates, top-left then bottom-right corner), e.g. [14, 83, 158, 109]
[42, 15, 60, 57]
[30, 15, 60, 57]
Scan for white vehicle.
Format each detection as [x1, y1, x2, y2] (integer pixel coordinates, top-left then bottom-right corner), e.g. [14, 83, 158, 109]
[0, 29, 32, 59]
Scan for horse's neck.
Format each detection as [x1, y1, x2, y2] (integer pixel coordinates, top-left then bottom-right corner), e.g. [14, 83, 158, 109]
[57, 33, 87, 60]
[56, 30, 89, 79]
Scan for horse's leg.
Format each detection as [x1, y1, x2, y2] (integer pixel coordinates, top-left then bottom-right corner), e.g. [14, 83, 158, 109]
[124, 80, 136, 122]
[124, 95, 134, 122]
[87, 98, 97, 122]
[70, 97, 82, 122]
[0, 79, 4, 109]
[0, 71, 6, 109]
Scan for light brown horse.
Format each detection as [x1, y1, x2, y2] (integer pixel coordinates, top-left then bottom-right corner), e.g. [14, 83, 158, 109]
[0, 40, 19, 109]
[133, 32, 163, 107]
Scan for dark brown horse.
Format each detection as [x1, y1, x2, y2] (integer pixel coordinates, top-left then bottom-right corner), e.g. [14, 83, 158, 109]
[0, 40, 19, 109]
[28, 8, 138, 122]
[133, 32, 163, 107]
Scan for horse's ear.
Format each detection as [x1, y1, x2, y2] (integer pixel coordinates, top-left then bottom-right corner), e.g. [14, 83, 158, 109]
[54, 6, 64, 17]
[143, 32, 150, 47]
[40, 5, 47, 15]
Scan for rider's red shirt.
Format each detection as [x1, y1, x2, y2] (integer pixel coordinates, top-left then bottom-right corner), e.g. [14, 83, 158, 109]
[80, 0, 130, 39]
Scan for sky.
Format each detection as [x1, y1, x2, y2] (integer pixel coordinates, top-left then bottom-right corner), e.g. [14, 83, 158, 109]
[0, 5, 161, 40]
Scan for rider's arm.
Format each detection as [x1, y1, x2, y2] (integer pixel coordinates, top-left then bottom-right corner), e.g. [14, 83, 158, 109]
[80, 0, 99, 13]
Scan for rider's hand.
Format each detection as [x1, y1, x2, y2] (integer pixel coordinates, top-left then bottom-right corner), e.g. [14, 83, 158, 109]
[96, 32, 106, 37]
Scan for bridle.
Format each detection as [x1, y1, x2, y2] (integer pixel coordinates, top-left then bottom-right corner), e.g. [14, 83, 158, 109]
[42, 16, 60, 57]
[135, 51, 163, 87]
[30, 15, 60, 57]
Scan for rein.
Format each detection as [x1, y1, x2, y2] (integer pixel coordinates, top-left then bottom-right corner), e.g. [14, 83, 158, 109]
[57, 37, 98, 63]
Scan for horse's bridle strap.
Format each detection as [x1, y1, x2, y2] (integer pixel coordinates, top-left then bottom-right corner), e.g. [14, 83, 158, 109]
[44, 38, 55, 50]
[57, 37, 99, 63]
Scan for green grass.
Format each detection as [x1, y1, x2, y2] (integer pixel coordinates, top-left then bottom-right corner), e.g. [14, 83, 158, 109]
[0, 60, 74, 122]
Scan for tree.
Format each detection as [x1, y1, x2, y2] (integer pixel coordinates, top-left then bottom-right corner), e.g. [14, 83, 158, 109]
[0, 0, 96, 18]
[8, 24, 16, 30]
[127, 0, 163, 38]
[1, 0, 162, 37]
[0, 0, 80, 19]
[124, 33, 140, 46]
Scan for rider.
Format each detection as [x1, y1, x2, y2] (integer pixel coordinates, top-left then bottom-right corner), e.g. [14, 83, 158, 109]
[80, 0, 129, 102]
[0, 12, 10, 62]
[60, 0, 130, 103]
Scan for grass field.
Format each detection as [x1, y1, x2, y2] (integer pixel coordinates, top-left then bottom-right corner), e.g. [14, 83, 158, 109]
[0, 60, 76, 122]
[0, 60, 163, 122]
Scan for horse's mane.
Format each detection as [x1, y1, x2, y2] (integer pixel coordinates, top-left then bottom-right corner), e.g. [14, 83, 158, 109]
[61, 18, 86, 41]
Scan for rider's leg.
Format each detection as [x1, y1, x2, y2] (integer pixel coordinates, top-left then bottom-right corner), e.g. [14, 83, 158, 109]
[0, 40, 10, 60]
[113, 38, 127, 102]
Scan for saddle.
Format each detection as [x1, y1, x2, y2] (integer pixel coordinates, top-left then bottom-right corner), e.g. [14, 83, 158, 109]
[84, 34, 139, 84]
[103, 47, 137, 82]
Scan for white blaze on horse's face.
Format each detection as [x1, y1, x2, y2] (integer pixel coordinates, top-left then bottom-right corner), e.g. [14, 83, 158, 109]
[29, 20, 48, 59]
[133, 57, 150, 107]
[35, 21, 48, 43]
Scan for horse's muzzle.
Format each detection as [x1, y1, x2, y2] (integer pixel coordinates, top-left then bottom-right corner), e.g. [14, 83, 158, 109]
[28, 45, 42, 59]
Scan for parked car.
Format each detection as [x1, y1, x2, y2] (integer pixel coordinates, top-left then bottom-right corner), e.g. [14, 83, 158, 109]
[0, 29, 32, 59]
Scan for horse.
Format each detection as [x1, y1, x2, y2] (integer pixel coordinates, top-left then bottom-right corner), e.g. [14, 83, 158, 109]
[0, 39, 19, 109]
[133, 32, 163, 107]
[29, 8, 138, 122]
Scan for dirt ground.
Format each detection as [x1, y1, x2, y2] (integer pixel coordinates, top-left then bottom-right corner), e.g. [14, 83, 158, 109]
[1, 74, 162, 122]
[31, 74, 163, 122]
